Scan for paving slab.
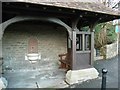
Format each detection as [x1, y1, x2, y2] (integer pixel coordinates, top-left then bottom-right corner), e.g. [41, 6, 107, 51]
[3, 69, 68, 88]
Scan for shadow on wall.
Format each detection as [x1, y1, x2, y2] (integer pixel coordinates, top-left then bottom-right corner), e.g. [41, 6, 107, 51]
[2, 22, 67, 71]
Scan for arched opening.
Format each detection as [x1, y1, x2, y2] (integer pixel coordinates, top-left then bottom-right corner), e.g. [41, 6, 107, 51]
[2, 20, 68, 70]
[2, 20, 69, 87]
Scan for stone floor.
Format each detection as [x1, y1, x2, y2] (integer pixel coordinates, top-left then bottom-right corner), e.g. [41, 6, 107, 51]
[3, 69, 69, 88]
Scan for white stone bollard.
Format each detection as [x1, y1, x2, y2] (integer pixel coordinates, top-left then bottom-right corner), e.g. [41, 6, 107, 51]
[66, 68, 99, 85]
[0, 77, 8, 90]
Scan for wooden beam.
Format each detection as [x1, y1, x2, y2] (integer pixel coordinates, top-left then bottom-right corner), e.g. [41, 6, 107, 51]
[72, 16, 80, 31]
[0, 16, 72, 40]
[76, 51, 91, 53]
[76, 31, 91, 34]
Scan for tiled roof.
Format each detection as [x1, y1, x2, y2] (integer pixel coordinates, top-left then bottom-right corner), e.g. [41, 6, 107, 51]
[2, 0, 120, 16]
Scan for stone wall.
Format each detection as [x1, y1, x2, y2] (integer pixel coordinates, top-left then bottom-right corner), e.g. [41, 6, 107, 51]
[105, 41, 118, 59]
[2, 22, 67, 71]
[94, 48, 104, 61]
[94, 40, 118, 60]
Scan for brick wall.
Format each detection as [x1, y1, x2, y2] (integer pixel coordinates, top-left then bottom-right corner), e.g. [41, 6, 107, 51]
[2, 23, 67, 71]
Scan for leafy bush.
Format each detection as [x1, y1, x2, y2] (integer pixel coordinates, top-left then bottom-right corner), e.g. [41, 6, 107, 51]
[94, 22, 117, 49]
[80, 22, 117, 49]
[94, 23, 107, 48]
[106, 23, 117, 44]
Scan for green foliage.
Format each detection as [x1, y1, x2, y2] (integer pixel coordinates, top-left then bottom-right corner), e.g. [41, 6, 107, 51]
[95, 23, 106, 33]
[106, 23, 117, 44]
[81, 26, 89, 31]
[80, 22, 117, 49]
[94, 23, 107, 48]
[94, 22, 117, 49]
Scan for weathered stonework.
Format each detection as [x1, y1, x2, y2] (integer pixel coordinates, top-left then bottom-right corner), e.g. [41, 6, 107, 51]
[105, 41, 118, 59]
[94, 49, 104, 61]
[2, 22, 67, 71]
[94, 41, 118, 60]
[0, 77, 7, 89]
[66, 68, 99, 85]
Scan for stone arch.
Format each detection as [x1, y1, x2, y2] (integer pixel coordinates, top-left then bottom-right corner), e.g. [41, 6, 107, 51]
[0, 16, 72, 40]
[2, 17, 68, 69]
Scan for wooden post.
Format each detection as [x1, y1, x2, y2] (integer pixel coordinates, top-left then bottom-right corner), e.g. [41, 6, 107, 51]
[90, 25, 95, 65]
[72, 30, 76, 70]
[91, 32, 94, 65]
[71, 17, 79, 70]
[82, 34, 85, 51]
